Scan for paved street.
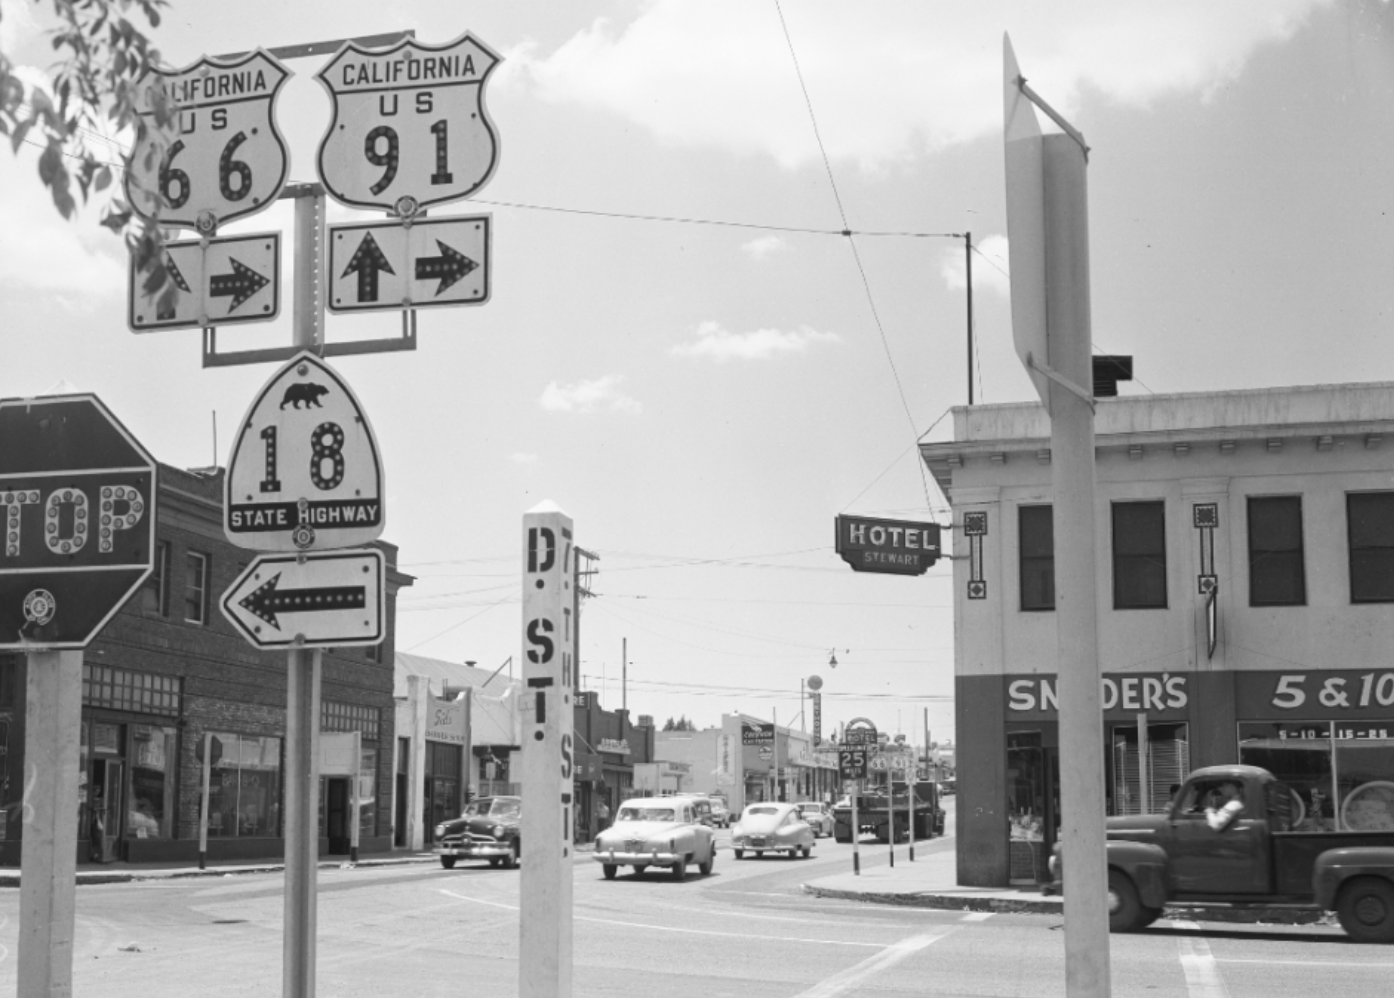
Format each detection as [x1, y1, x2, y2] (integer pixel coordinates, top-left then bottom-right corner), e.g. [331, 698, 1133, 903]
[0, 831, 1390, 998]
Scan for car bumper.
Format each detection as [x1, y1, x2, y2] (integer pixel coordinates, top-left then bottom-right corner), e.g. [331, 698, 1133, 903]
[594, 848, 682, 867]
[436, 841, 512, 859]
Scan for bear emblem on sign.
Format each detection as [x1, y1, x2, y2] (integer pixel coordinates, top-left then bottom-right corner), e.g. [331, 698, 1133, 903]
[280, 383, 330, 410]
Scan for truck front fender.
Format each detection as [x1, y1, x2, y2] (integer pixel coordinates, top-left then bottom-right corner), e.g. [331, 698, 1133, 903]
[1313, 847, 1394, 910]
[1106, 840, 1170, 909]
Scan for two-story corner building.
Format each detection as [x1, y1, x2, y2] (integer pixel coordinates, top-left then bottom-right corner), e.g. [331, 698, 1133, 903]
[921, 383, 1394, 888]
[0, 464, 413, 866]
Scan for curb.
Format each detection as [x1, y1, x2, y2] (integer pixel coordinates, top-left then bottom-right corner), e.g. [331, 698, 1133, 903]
[800, 884, 1336, 926]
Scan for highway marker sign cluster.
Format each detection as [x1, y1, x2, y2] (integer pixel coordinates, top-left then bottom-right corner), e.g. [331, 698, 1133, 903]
[328, 216, 490, 312]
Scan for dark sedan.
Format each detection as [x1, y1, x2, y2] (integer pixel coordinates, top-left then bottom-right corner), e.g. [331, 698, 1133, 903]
[434, 796, 521, 869]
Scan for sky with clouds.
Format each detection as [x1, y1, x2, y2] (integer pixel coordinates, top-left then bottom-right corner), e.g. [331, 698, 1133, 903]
[1, 0, 1391, 745]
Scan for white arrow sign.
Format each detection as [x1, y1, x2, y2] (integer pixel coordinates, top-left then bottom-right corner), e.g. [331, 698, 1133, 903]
[221, 548, 384, 649]
[327, 215, 490, 312]
[128, 232, 280, 332]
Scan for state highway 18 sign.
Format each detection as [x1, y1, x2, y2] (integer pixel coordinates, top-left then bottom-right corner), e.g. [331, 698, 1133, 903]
[225, 351, 384, 552]
[124, 50, 291, 232]
[0, 395, 157, 649]
[314, 32, 501, 215]
[222, 548, 384, 649]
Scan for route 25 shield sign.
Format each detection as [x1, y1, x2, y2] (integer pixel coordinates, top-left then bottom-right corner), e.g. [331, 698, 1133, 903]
[224, 351, 384, 552]
[315, 32, 501, 215]
[124, 50, 291, 231]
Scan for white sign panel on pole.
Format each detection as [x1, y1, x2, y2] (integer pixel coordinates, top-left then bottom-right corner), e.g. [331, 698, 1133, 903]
[1003, 35, 1049, 406]
[315, 33, 502, 215]
[224, 351, 384, 552]
[220, 548, 385, 649]
[125, 50, 292, 231]
[327, 215, 491, 313]
[128, 232, 281, 331]
[520, 501, 574, 998]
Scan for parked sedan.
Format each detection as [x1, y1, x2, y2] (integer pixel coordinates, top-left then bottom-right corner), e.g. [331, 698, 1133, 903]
[731, 802, 815, 859]
[593, 797, 718, 880]
[795, 801, 835, 837]
[709, 801, 732, 828]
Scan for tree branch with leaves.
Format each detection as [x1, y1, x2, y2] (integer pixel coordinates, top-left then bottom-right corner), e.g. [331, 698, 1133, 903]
[0, 0, 176, 293]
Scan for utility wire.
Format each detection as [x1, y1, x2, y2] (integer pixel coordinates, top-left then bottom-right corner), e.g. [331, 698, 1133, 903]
[774, 0, 937, 514]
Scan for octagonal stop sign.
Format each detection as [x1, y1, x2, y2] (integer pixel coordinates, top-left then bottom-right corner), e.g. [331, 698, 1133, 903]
[0, 395, 157, 649]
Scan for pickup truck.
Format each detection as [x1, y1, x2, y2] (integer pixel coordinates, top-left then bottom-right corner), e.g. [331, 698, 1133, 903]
[1053, 764, 1394, 942]
[832, 784, 945, 843]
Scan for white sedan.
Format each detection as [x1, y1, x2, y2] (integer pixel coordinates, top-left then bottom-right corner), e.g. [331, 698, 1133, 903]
[593, 797, 718, 880]
[795, 801, 835, 837]
[731, 802, 815, 859]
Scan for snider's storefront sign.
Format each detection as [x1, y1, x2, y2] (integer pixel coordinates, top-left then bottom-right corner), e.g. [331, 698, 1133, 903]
[1007, 672, 1190, 721]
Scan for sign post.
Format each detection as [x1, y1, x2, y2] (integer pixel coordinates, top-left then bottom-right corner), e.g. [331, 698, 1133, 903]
[1004, 35, 1110, 998]
[0, 393, 157, 998]
[521, 503, 575, 998]
[843, 719, 877, 876]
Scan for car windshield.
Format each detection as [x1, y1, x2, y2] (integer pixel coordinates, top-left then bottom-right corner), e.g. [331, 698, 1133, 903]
[747, 806, 779, 816]
[798, 805, 820, 814]
[618, 807, 674, 822]
[461, 799, 519, 819]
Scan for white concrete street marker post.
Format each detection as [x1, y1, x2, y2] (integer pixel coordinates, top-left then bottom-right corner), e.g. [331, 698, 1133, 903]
[520, 502, 575, 998]
[1004, 34, 1111, 998]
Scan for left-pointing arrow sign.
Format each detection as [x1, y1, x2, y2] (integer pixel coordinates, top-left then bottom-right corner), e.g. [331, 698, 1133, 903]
[221, 548, 384, 649]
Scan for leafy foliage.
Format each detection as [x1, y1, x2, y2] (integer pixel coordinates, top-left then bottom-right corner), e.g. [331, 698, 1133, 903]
[0, 0, 177, 295]
[661, 715, 696, 731]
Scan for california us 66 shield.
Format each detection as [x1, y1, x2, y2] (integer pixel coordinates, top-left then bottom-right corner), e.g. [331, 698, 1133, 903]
[124, 50, 291, 231]
[314, 32, 501, 214]
[225, 352, 384, 553]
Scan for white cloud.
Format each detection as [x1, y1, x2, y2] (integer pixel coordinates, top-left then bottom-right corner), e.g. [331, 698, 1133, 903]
[741, 235, 788, 261]
[539, 375, 641, 414]
[942, 234, 1010, 297]
[510, 452, 539, 464]
[518, 0, 1331, 170]
[671, 321, 840, 362]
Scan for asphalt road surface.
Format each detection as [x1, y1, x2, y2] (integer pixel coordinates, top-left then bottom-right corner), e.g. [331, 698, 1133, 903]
[0, 834, 1390, 997]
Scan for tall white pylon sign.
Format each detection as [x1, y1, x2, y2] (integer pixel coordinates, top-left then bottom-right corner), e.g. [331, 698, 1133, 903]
[520, 501, 574, 998]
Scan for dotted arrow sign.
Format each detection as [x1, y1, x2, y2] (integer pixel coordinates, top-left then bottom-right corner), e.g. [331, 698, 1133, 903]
[221, 548, 384, 650]
[341, 232, 395, 303]
[209, 257, 272, 312]
[238, 572, 367, 630]
[414, 239, 478, 296]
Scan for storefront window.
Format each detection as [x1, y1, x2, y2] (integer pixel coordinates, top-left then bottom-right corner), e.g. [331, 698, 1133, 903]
[127, 724, 177, 840]
[207, 734, 282, 837]
[359, 745, 377, 840]
[1109, 722, 1189, 815]
[1239, 722, 1394, 831]
[1006, 731, 1057, 884]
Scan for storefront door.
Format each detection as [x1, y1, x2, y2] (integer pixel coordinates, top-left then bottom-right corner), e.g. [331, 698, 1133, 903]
[325, 778, 350, 854]
[1006, 731, 1059, 884]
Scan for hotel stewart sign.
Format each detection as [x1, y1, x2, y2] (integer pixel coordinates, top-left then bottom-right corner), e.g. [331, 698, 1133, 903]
[835, 515, 941, 576]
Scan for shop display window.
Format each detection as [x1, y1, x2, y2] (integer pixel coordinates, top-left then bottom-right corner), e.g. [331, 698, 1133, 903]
[1109, 722, 1189, 815]
[126, 724, 177, 840]
[1238, 722, 1394, 832]
[1006, 731, 1058, 884]
[207, 733, 282, 838]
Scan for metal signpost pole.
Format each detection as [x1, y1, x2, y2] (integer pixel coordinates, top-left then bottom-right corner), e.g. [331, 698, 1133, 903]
[851, 779, 860, 875]
[351, 729, 362, 863]
[908, 762, 916, 862]
[17, 650, 82, 998]
[283, 186, 327, 998]
[521, 504, 575, 998]
[200, 732, 213, 870]
[887, 769, 894, 869]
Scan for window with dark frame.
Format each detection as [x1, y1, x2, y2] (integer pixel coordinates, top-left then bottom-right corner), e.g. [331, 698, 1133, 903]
[1112, 501, 1167, 609]
[185, 551, 209, 624]
[1248, 496, 1306, 606]
[142, 541, 170, 616]
[1348, 492, 1394, 603]
[1019, 504, 1055, 611]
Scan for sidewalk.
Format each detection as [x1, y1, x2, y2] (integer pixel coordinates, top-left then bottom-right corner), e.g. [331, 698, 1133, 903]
[0, 841, 600, 888]
[799, 844, 1330, 926]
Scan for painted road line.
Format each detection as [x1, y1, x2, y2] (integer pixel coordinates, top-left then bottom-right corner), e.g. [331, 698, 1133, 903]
[1171, 920, 1230, 998]
[790, 929, 958, 998]
[1217, 958, 1394, 968]
[439, 889, 882, 947]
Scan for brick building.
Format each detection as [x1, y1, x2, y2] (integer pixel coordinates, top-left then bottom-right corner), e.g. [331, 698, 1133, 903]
[0, 463, 412, 865]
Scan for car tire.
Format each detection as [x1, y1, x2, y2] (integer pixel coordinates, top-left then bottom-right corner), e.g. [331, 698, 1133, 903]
[801, 845, 812, 858]
[602, 864, 618, 880]
[1337, 876, 1394, 943]
[699, 849, 714, 877]
[755, 851, 764, 859]
[489, 857, 502, 868]
[1107, 870, 1146, 933]
[733, 849, 744, 859]
[440, 856, 456, 870]
[671, 859, 687, 881]
[635, 865, 648, 876]
[502, 842, 520, 870]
